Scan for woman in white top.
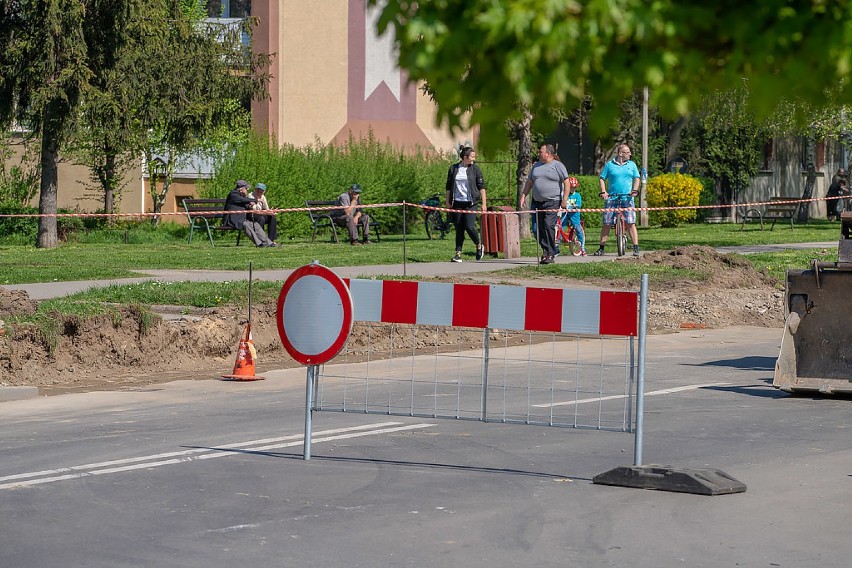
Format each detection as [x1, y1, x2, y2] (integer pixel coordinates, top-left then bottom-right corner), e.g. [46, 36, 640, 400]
[444, 146, 487, 262]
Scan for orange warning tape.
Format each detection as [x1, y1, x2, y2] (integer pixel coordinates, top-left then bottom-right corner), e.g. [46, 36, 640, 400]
[0, 196, 847, 218]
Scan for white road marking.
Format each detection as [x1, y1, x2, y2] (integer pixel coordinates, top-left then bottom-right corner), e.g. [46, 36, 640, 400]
[532, 382, 730, 408]
[1, 422, 434, 490]
[0, 422, 391, 483]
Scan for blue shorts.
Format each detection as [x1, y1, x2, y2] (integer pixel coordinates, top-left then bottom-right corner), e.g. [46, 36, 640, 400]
[602, 196, 636, 226]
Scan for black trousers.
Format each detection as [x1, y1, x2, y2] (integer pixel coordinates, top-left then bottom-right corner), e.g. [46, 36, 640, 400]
[533, 198, 560, 257]
[254, 213, 277, 241]
[450, 201, 480, 251]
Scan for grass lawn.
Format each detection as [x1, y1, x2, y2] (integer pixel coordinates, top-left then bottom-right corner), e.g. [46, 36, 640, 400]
[0, 219, 841, 323]
[0, 219, 842, 285]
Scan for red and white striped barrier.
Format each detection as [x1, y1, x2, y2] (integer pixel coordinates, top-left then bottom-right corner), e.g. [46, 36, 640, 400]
[344, 278, 638, 337]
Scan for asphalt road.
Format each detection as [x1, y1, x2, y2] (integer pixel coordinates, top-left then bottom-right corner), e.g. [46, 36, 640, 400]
[2, 326, 851, 568]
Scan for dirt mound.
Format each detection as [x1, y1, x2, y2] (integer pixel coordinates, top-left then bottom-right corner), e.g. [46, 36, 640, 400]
[0, 288, 38, 318]
[0, 246, 786, 394]
[628, 246, 783, 332]
[0, 304, 299, 394]
[631, 245, 776, 289]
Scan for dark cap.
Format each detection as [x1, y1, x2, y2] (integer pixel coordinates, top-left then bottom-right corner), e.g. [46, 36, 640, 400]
[236, 179, 249, 188]
[349, 183, 362, 194]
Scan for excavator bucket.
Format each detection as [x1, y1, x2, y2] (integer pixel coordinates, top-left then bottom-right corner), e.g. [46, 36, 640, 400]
[774, 212, 852, 394]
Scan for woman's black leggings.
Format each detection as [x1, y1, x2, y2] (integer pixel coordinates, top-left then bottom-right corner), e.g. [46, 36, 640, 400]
[451, 201, 480, 250]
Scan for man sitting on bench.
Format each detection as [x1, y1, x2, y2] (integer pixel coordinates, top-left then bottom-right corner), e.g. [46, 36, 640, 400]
[223, 179, 277, 247]
[332, 183, 371, 245]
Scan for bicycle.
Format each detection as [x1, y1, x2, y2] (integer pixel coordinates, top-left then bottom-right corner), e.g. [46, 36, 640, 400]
[609, 195, 633, 257]
[421, 194, 453, 240]
[554, 214, 586, 256]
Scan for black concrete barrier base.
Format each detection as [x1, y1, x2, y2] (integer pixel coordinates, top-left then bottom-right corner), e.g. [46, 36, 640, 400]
[593, 465, 747, 496]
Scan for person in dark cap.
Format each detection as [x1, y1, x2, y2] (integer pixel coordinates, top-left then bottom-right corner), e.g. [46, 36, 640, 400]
[223, 179, 277, 247]
[332, 183, 371, 245]
[250, 182, 278, 244]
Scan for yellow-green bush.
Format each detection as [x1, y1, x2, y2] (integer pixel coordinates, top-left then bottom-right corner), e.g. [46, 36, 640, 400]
[646, 173, 703, 227]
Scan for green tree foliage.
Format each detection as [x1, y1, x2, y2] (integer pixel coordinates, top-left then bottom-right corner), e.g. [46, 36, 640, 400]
[70, 1, 268, 225]
[0, 0, 269, 241]
[375, 0, 852, 146]
[205, 135, 482, 238]
[71, 1, 152, 222]
[137, 4, 269, 225]
[689, 86, 766, 205]
[0, 0, 120, 247]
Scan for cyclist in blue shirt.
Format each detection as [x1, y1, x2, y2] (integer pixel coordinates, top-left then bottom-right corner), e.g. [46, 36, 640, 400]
[593, 143, 641, 256]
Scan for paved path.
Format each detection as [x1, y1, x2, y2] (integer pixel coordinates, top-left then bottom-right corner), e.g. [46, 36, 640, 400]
[0, 242, 836, 301]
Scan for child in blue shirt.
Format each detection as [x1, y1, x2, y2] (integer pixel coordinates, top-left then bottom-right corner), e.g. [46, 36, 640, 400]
[555, 176, 586, 256]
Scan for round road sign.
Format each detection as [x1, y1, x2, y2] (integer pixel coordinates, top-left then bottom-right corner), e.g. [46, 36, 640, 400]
[276, 263, 354, 365]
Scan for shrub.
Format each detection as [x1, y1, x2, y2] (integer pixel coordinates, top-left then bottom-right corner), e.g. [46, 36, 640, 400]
[202, 134, 461, 238]
[0, 202, 38, 242]
[646, 173, 703, 227]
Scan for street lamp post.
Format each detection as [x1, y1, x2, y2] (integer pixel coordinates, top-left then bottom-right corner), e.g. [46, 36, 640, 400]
[640, 86, 649, 227]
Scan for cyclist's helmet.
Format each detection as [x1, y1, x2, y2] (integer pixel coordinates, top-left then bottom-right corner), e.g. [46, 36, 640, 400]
[567, 176, 579, 188]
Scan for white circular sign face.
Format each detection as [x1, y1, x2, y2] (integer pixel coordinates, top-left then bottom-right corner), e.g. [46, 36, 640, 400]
[276, 264, 354, 365]
[282, 275, 345, 355]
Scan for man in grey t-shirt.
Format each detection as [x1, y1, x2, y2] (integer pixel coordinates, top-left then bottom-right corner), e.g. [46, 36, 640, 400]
[520, 144, 570, 264]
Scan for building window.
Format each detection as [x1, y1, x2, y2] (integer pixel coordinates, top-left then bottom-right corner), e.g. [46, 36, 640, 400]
[206, 0, 250, 18]
[761, 140, 773, 171]
[815, 140, 826, 169]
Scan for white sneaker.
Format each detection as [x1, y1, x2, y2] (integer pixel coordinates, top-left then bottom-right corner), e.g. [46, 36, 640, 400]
[451, 252, 462, 263]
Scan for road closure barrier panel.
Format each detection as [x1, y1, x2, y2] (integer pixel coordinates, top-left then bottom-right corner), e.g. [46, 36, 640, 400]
[310, 278, 646, 444]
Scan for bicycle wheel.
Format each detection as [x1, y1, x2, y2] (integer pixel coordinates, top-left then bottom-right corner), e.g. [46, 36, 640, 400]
[425, 211, 440, 240]
[567, 227, 581, 256]
[439, 216, 451, 240]
[615, 217, 626, 256]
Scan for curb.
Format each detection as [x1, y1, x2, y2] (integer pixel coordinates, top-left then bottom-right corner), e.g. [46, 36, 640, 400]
[0, 386, 39, 403]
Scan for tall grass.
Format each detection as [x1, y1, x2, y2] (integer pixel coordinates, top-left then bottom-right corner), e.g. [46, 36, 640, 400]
[199, 134, 525, 238]
[200, 134, 447, 238]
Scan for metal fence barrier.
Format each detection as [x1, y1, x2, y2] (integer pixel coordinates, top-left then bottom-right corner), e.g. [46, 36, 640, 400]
[300, 275, 649, 464]
[316, 325, 636, 432]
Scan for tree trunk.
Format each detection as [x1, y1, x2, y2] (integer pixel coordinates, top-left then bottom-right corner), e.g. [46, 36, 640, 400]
[593, 139, 610, 173]
[149, 173, 161, 227]
[37, 133, 59, 249]
[150, 160, 174, 228]
[100, 153, 116, 225]
[666, 116, 688, 164]
[515, 108, 532, 238]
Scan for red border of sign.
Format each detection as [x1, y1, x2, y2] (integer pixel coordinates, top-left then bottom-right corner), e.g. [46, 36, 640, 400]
[276, 264, 354, 365]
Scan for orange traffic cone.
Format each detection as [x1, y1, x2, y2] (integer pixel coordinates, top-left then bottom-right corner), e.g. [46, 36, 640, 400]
[222, 323, 265, 381]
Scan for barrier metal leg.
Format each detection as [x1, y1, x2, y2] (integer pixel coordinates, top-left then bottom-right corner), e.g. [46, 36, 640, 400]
[633, 274, 648, 466]
[304, 365, 317, 460]
[480, 327, 490, 421]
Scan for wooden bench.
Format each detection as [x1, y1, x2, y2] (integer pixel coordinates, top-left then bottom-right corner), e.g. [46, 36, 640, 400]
[305, 200, 381, 243]
[181, 198, 244, 246]
[740, 197, 800, 231]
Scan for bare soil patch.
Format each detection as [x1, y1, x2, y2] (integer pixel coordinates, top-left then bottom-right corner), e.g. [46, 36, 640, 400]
[0, 246, 784, 395]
